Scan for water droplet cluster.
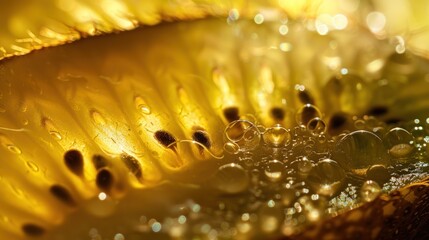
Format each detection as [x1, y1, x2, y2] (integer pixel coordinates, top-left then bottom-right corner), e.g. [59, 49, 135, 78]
[70, 105, 429, 240]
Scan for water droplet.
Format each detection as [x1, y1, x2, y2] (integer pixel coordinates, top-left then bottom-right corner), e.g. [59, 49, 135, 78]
[90, 109, 106, 125]
[114, 233, 125, 240]
[360, 180, 381, 202]
[296, 104, 321, 126]
[263, 125, 290, 147]
[389, 144, 415, 160]
[264, 160, 284, 182]
[151, 222, 162, 232]
[333, 130, 389, 175]
[26, 161, 39, 172]
[42, 118, 62, 140]
[6, 144, 22, 154]
[354, 119, 366, 129]
[224, 142, 240, 154]
[0, 133, 22, 154]
[384, 127, 414, 160]
[307, 159, 346, 197]
[366, 164, 390, 185]
[211, 163, 249, 194]
[225, 120, 260, 150]
[134, 96, 151, 115]
[290, 157, 313, 178]
[307, 118, 326, 135]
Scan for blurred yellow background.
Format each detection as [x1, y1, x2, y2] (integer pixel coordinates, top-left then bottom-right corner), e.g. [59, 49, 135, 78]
[1, 0, 429, 60]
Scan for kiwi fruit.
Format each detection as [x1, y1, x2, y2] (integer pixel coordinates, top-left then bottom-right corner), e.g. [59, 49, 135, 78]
[1, 1, 429, 240]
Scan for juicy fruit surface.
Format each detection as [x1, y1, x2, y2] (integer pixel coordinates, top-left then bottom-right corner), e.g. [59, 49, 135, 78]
[0, 18, 429, 239]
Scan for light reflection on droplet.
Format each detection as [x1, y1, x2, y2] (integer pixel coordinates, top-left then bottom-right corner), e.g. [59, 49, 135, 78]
[114, 233, 125, 240]
[151, 222, 162, 232]
[279, 24, 288, 35]
[42, 118, 62, 140]
[178, 215, 186, 224]
[26, 161, 39, 172]
[333, 14, 348, 30]
[254, 14, 264, 24]
[241, 213, 250, 221]
[134, 95, 151, 115]
[264, 160, 284, 182]
[279, 42, 292, 52]
[307, 159, 346, 197]
[212, 163, 249, 194]
[263, 125, 290, 147]
[316, 23, 329, 35]
[7, 144, 22, 154]
[366, 11, 386, 34]
[384, 127, 415, 160]
[192, 203, 201, 213]
[98, 192, 107, 201]
[360, 180, 381, 202]
[307, 118, 326, 135]
[228, 9, 240, 21]
[224, 142, 240, 154]
[90, 109, 106, 125]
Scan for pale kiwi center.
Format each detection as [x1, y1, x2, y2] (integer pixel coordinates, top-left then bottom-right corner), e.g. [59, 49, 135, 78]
[0, 17, 428, 240]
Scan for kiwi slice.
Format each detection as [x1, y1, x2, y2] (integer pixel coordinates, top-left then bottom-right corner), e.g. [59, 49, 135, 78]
[1, 1, 429, 240]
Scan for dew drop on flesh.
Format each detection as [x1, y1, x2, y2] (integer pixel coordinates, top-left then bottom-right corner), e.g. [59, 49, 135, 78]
[384, 127, 415, 161]
[264, 160, 284, 182]
[333, 130, 389, 176]
[306, 159, 346, 197]
[360, 180, 381, 202]
[307, 117, 326, 135]
[295, 104, 322, 126]
[211, 163, 249, 194]
[263, 125, 290, 147]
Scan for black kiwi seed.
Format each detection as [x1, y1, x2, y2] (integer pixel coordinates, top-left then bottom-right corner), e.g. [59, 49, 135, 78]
[121, 154, 143, 181]
[223, 107, 240, 122]
[192, 130, 211, 149]
[300, 105, 319, 125]
[367, 106, 389, 117]
[270, 107, 285, 121]
[154, 130, 176, 148]
[329, 113, 348, 130]
[385, 118, 403, 125]
[92, 154, 108, 170]
[22, 223, 45, 236]
[328, 112, 349, 136]
[64, 149, 84, 176]
[49, 184, 76, 207]
[298, 89, 315, 105]
[96, 168, 114, 191]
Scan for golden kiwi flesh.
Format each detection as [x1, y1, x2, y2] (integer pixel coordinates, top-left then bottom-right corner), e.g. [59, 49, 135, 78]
[0, 1, 429, 239]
